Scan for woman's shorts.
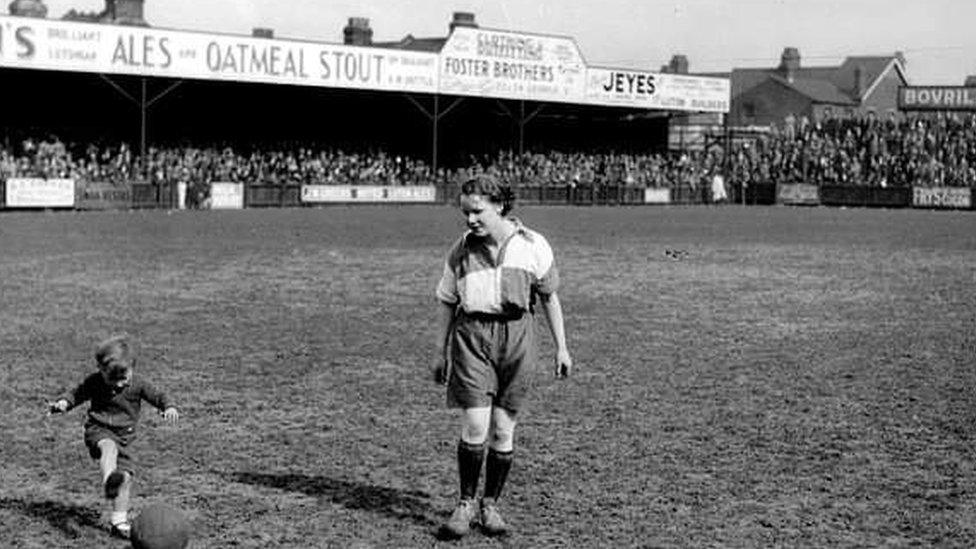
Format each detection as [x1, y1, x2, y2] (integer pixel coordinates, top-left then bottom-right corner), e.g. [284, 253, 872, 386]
[448, 312, 536, 413]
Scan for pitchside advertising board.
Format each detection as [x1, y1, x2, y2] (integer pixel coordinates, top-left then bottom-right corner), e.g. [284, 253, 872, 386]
[209, 182, 245, 209]
[643, 188, 671, 204]
[76, 181, 131, 210]
[912, 187, 972, 209]
[585, 68, 730, 113]
[899, 86, 976, 111]
[5, 178, 75, 207]
[0, 15, 438, 93]
[302, 185, 436, 203]
[776, 183, 820, 205]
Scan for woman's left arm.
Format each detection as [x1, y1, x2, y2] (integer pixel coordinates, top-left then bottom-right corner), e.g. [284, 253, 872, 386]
[539, 292, 573, 378]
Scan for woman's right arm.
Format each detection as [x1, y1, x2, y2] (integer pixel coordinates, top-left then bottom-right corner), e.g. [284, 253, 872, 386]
[431, 301, 456, 384]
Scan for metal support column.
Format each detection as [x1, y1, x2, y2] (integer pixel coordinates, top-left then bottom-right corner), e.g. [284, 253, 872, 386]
[404, 93, 464, 177]
[99, 75, 184, 179]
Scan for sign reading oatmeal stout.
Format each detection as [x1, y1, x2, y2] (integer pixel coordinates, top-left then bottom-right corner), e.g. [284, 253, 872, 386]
[0, 14, 438, 93]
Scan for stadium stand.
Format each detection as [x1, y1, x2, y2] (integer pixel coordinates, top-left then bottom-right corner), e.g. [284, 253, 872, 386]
[3, 112, 974, 197]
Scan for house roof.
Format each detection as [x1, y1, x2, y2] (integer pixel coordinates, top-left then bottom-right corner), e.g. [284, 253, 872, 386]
[373, 34, 447, 53]
[832, 56, 898, 97]
[704, 54, 903, 105]
[768, 74, 856, 105]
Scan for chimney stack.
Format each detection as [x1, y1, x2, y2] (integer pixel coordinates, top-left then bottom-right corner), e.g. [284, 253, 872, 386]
[449, 11, 477, 33]
[252, 27, 274, 39]
[778, 47, 800, 83]
[107, 0, 147, 26]
[343, 17, 373, 46]
[8, 0, 47, 17]
[668, 54, 689, 74]
[854, 65, 867, 99]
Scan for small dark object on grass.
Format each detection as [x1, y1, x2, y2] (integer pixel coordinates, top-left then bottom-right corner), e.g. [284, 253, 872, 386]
[665, 248, 689, 260]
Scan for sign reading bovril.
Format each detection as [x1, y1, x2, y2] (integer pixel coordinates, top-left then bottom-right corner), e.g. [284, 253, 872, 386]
[0, 15, 438, 93]
[899, 87, 976, 111]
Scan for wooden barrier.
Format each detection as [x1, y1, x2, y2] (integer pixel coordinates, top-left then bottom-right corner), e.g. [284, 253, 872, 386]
[739, 182, 777, 205]
[76, 181, 132, 210]
[820, 185, 911, 208]
[10, 177, 963, 212]
[776, 183, 820, 206]
[245, 185, 302, 208]
[131, 182, 176, 209]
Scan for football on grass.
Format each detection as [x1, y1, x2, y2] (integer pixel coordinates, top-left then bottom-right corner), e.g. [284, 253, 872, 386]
[131, 503, 191, 549]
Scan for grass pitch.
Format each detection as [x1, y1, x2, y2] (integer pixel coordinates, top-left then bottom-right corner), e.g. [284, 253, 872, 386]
[1, 205, 974, 548]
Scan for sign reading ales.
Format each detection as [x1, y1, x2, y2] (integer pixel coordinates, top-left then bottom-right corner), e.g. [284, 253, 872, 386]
[899, 87, 976, 110]
[0, 14, 438, 93]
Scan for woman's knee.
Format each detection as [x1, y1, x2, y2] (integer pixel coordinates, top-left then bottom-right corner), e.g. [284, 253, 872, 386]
[459, 407, 491, 444]
[489, 411, 517, 451]
[489, 425, 515, 451]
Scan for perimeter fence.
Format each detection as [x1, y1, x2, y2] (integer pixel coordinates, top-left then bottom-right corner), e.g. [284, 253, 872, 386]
[0, 179, 973, 211]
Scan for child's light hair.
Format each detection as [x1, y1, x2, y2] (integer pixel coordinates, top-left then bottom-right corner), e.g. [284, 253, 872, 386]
[95, 335, 135, 376]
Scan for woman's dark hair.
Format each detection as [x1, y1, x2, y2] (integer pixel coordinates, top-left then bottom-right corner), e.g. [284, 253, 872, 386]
[460, 174, 516, 216]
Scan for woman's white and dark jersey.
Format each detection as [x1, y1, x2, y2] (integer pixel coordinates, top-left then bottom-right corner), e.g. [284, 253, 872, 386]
[436, 220, 559, 316]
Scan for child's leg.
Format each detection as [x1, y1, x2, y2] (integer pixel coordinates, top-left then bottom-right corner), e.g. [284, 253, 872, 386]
[96, 439, 131, 527]
[111, 472, 132, 522]
[96, 439, 119, 482]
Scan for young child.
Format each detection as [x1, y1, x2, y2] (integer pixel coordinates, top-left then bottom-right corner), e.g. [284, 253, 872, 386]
[48, 335, 179, 539]
[432, 174, 573, 538]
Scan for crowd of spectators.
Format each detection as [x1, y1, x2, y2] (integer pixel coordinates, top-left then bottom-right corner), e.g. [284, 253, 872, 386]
[734, 111, 976, 188]
[456, 149, 723, 190]
[0, 138, 437, 187]
[3, 112, 976, 191]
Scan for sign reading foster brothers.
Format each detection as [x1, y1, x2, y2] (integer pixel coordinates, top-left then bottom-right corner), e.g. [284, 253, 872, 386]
[585, 67, 730, 113]
[440, 27, 586, 103]
[0, 15, 438, 93]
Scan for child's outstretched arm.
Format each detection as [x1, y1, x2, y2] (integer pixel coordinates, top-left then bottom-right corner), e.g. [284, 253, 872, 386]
[140, 379, 179, 424]
[47, 399, 69, 415]
[159, 406, 179, 423]
[48, 375, 96, 416]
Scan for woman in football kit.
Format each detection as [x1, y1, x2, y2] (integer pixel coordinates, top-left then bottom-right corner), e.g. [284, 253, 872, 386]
[431, 174, 573, 538]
